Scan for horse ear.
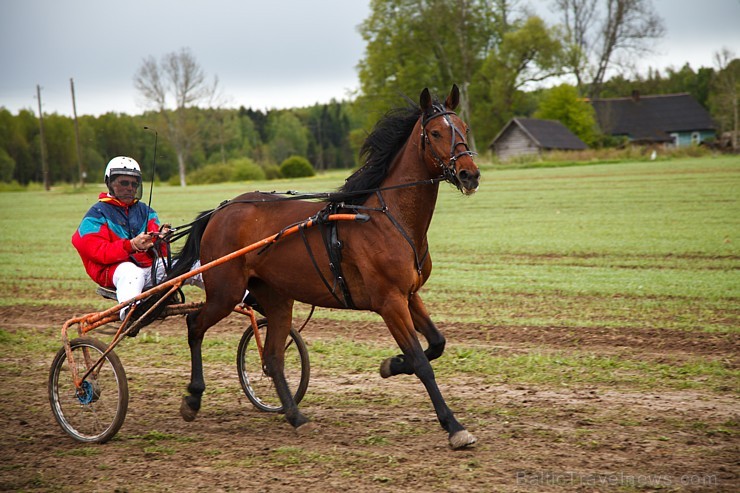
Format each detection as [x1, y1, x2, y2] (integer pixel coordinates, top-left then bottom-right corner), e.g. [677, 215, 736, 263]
[420, 88, 432, 112]
[445, 84, 460, 110]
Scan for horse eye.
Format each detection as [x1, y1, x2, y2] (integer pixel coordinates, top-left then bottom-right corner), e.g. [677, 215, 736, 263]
[431, 130, 442, 138]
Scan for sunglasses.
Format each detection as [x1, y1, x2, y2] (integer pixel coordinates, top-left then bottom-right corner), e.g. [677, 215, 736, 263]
[116, 179, 140, 188]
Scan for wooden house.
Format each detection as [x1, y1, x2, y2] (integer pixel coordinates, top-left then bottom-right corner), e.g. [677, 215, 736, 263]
[490, 117, 588, 161]
[590, 91, 716, 147]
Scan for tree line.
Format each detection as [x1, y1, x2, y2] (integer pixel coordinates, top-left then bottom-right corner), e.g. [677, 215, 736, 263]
[1, 0, 738, 186]
[0, 101, 360, 186]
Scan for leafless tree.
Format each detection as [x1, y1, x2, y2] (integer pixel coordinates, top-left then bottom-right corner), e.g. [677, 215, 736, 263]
[134, 47, 219, 186]
[554, 0, 665, 98]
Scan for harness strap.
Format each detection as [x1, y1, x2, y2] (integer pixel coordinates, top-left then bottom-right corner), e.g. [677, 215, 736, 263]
[298, 221, 347, 308]
[318, 205, 356, 309]
[257, 204, 356, 310]
[375, 191, 428, 275]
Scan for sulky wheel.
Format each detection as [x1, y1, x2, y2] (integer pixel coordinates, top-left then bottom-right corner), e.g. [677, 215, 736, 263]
[236, 319, 309, 412]
[48, 337, 129, 443]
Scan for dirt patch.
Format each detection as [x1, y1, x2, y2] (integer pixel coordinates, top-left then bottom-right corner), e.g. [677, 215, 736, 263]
[1, 305, 737, 492]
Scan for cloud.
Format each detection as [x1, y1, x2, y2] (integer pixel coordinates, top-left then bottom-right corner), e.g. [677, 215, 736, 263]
[2, 0, 738, 116]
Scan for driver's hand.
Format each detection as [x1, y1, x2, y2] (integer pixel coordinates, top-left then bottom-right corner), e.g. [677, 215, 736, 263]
[131, 232, 155, 251]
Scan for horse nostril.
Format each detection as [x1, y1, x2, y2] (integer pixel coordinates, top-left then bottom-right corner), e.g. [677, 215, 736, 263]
[458, 169, 480, 183]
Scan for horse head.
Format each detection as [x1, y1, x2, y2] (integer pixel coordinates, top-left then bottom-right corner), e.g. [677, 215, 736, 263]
[419, 85, 480, 195]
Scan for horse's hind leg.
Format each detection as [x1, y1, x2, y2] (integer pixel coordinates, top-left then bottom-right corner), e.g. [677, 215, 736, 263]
[380, 293, 446, 378]
[380, 297, 476, 449]
[180, 301, 234, 421]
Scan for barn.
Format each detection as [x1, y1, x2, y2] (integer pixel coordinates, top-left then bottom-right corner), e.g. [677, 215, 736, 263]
[590, 91, 716, 147]
[490, 117, 588, 161]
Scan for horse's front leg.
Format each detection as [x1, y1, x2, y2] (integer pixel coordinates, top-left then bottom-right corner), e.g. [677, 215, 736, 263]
[380, 293, 446, 378]
[380, 298, 476, 449]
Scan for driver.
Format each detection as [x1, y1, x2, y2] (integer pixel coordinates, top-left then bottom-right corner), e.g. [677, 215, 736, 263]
[71, 156, 202, 319]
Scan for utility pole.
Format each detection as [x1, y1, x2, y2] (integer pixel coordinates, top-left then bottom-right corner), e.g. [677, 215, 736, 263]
[36, 84, 50, 191]
[70, 78, 85, 187]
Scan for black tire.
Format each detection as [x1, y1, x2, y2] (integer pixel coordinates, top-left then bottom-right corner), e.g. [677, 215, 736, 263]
[48, 337, 128, 443]
[236, 319, 310, 412]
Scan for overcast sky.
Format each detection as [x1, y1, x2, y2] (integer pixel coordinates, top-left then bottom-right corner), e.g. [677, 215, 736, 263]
[1, 0, 738, 117]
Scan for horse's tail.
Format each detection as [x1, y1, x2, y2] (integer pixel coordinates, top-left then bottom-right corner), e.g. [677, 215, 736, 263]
[167, 209, 214, 281]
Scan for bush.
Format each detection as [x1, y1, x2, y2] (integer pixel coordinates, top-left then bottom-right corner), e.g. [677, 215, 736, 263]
[181, 157, 273, 185]
[0, 180, 26, 192]
[188, 163, 234, 185]
[263, 164, 282, 180]
[232, 158, 266, 182]
[279, 156, 315, 178]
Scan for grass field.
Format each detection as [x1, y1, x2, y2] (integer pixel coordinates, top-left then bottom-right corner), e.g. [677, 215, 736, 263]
[1, 156, 737, 324]
[0, 156, 738, 492]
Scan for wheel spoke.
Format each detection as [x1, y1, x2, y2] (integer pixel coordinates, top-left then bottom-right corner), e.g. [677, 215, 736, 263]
[237, 322, 309, 412]
[49, 338, 128, 443]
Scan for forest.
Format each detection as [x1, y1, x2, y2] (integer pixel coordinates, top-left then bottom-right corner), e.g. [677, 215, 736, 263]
[0, 102, 359, 186]
[1, 0, 737, 187]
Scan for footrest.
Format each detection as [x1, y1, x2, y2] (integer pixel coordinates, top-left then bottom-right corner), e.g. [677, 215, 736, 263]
[162, 302, 205, 317]
[96, 286, 118, 300]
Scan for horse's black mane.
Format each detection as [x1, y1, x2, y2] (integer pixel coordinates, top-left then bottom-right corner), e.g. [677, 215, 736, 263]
[332, 102, 424, 205]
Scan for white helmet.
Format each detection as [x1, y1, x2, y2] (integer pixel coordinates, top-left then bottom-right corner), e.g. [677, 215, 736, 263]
[104, 156, 142, 183]
[105, 156, 143, 200]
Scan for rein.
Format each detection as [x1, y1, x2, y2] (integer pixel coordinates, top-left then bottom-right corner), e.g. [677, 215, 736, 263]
[166, 177, 446, 240]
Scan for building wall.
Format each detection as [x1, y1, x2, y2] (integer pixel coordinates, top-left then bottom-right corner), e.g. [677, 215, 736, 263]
[669, 130, 717, 147]
[494, 126, 539, 161]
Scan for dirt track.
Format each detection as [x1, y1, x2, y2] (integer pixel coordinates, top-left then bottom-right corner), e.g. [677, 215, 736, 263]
[1, 305, 737, 492]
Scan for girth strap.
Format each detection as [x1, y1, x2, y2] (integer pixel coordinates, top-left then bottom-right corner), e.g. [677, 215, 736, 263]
[321, 207, 356, 309]
[300, 204, 357, 309]
[298, 222, 348, 308]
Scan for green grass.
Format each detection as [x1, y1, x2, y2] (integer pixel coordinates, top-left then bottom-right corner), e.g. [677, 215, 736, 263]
[307, 336, 738, 392]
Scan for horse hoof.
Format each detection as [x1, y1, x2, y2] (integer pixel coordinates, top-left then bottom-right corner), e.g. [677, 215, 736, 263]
[379, 358, 393, 378]
[296, 422, 320, 436]
[180, 397, 198, 422]
[449, 430, 477, 450]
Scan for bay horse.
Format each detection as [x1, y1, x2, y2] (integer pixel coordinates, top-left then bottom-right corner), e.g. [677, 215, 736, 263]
[171, 85, 480, 449]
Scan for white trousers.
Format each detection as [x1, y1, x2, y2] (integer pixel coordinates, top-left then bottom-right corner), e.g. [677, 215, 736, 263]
[112, 260, 247, 320]
[112, 259, 204, 319]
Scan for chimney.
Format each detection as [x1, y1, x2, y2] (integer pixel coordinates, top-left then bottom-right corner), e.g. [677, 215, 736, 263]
[631, 90, 640, 102]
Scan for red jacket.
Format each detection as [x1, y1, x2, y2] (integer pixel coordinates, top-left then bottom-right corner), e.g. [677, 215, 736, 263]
[72, 193, 165, 287]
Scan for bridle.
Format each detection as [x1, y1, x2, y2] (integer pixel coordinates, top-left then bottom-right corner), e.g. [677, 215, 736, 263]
[421, 104, 477, 184]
